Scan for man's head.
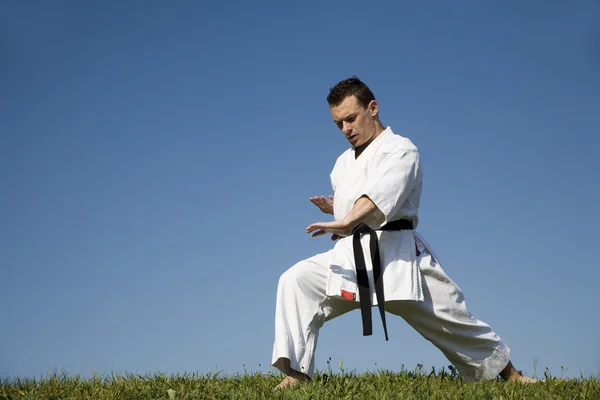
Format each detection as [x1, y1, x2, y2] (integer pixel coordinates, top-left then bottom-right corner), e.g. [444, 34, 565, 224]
[327, 76, 384, 149]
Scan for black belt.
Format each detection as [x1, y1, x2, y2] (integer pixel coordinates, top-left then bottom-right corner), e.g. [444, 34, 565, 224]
[351, 218, 413, 341]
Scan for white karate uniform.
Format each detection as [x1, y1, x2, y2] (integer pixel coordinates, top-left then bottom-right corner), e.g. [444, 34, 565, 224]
[271, 127, 510, 381]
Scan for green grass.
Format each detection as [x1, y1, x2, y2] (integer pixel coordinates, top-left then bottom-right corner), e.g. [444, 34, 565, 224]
[2, 366, 599, 400]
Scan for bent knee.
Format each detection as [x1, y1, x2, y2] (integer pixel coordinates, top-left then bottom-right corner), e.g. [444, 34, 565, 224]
[279, 262, 312, 285]
[278, 260, 327, 293]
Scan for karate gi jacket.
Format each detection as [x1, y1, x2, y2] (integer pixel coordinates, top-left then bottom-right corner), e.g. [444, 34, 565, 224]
[325, 127, 437, 305]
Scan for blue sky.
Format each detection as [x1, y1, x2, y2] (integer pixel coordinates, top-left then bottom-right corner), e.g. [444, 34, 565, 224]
[1, 0, 599, 380]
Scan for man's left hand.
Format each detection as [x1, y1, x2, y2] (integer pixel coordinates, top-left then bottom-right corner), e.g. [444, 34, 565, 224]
[306, 219, 353, 239]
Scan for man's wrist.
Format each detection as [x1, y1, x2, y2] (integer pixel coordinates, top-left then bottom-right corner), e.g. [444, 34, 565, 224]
[341, 216, 357, 234]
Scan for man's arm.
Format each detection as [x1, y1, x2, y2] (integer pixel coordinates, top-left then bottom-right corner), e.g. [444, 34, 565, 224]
[305, 195, 384, 238]
[343, 195, 386, 229]
[307, 149, 418, 239]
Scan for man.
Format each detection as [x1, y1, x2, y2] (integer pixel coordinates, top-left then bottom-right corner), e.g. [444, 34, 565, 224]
[271, 77, 536, 389]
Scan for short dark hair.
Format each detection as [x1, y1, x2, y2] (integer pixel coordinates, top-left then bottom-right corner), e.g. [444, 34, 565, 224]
[326, 76, 376, 108]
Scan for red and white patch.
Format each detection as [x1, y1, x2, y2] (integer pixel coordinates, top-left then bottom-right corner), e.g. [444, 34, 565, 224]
[340, 290, 356, 301]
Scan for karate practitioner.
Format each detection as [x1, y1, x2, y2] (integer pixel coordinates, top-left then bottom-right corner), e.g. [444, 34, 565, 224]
[271, 77, 537, 389]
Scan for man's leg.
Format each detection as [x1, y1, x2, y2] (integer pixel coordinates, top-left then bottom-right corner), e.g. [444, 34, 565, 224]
[386, 244, 537, 382]
[271, 250, 358, 389]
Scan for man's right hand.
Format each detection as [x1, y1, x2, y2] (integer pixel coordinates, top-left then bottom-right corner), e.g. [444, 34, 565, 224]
[309, 195, 334, 215]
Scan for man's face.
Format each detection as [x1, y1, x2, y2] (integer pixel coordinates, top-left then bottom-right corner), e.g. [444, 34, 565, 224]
[330, 95, 378, 148]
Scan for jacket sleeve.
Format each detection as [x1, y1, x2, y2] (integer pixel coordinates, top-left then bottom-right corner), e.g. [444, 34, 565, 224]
[360, 149, 420, 223]
[330, 154, 343, 193]
[330, 166, 337, 193]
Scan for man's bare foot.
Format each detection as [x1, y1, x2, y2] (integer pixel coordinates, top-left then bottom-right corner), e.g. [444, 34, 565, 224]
[274, 375, 309, 390]
[272, 358, 311, 390]
[500, 361, 541, 383]
[506, 375, 540, 384]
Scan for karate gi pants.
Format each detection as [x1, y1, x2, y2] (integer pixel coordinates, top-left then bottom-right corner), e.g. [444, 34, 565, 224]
[271, 243, 510, 381]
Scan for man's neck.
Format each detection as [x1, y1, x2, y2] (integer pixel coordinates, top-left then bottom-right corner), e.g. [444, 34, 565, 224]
[355, 123, 386, 158]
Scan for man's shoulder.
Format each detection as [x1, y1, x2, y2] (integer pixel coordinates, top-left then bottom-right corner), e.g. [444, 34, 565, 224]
[383, 129, 419, 154]
[334, 147, 353, 164]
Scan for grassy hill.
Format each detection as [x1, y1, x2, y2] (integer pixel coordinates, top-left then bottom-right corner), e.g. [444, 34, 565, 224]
[2, 367, 599, 399]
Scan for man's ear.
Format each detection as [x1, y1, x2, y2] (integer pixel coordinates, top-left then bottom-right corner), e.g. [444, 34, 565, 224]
[368, 100, 379, 117]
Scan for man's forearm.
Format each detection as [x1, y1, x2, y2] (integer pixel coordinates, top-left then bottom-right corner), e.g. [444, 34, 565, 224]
[341, 195, 386, 231]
